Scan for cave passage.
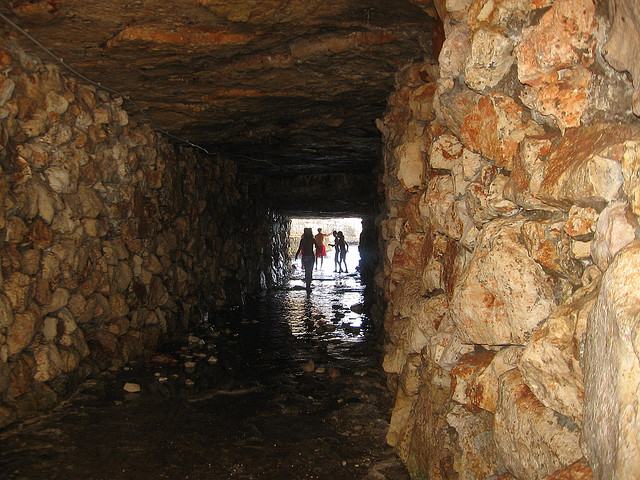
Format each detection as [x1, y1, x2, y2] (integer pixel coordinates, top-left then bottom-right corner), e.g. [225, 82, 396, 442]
[0, 248, 407, 480]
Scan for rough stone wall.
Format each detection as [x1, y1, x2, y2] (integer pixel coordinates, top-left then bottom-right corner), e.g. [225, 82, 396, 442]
[379, 1, 640, 479]
[0, 44, 289, 427]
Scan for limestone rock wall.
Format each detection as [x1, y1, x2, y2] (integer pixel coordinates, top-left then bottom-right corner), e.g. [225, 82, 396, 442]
[379, 1, 640, 479]
[0, 45, 289, 427]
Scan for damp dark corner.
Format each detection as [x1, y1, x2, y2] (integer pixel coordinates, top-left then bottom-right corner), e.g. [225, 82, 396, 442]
[2, 1, 640, 479]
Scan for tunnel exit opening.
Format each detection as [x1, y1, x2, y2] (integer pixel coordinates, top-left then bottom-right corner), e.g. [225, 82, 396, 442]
[289, 217, 363, 273]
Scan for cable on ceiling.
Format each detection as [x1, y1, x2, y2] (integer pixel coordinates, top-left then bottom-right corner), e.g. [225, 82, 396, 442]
[0, 10, 279, 168]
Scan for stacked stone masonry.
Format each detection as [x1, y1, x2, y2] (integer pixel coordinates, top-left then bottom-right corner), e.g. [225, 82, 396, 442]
[378, 0, 640, 479]
[0, 44, 289, 427]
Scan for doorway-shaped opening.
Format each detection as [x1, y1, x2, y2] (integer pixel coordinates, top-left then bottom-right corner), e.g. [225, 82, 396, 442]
[289, 217, 363, 273]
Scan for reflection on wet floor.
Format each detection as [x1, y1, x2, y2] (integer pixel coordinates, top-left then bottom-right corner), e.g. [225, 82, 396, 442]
[0, 266, 409, 480]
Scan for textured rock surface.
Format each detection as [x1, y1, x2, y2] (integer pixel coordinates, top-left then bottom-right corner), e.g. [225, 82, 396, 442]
[377, 1, 640, 479]
[0, 46, 290, 426]
[0, 0, 434, 187]
[494, 369, 582, 479]
[450, 216, 556, 345]
[583, 240, 640, 480]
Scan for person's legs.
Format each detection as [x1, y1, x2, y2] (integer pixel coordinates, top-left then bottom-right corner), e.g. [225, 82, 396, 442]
[303, 255, 314, 291]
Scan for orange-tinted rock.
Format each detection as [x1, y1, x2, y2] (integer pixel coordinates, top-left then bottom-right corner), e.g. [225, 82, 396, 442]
[494, 369, 582, 479]
[541, 460, 593, 480]
[450, 216, 555, 345]
[515, 0, 595, 130]
[450, 348, 495, 411]
[460, 92, 537, 170]
[538, 124, 638, 210]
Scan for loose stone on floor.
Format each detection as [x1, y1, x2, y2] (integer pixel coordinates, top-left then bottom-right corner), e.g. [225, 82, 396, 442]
[0, 268, 408, 480]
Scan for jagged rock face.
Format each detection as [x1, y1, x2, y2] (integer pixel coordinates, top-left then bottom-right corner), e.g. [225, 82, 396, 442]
[0, 0, 434, 181]
[378, 0, 640, 479]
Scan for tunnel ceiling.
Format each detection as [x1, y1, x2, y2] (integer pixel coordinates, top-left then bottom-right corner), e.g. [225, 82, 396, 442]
[1, 0, 436, 215]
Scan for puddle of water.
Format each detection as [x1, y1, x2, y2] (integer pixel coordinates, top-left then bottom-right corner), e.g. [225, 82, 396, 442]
[0, 262, 409, 480]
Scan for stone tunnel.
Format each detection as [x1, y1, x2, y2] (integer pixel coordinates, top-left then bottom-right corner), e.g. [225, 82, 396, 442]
[1, 0, 640, 478]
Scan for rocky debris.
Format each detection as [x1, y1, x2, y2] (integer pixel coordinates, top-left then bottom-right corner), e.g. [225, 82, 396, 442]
[0, 283, 409, 479]
[302, 360, 316, 373]
[123, 382, 141, 393]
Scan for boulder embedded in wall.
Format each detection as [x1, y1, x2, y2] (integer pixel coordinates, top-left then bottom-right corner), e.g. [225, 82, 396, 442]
[387, 390, 418, 447]
[395, 138, 425, 191]
[601, 0, 640, 115]
[4, 272, 32, 313]
[472, 346, 522, 413]
[410, 295, 449, 349]
[424, 312, 474, 370]
[437, 20, 471, 92]
[428, 132, 463, 170]
[583, 240, 640, 480]
[396, 357, 455, 479]
[0, 294, 15, 329]
[437, 86, 482, 138]
[446, 405, 507, 479]
[506, 134, 555, 211]
[467, 0, 533, 38]
[540, 460, 593, 480]
[463, 26, 514, 92]
[383, 294, 448, 374]
[621, 140, 640, 217]
[400, 353, 423, 396]
[148, 276, 169, 309]
[421, 232, 448, 292]
[33, 342, 63, 382]
[420, 175, 463, 239]
[65, 185, 104, 218]
[494, 369, 582, 480]
[519, 277, 599, 425]
[452, 148, 482, 196]
[590, 200, 637, 271]
[450, 348, 495, 410]
[450, 216, 555, 345]
[521, 217, 582, 282]
[537, 124, 633, 211]
[5, 216, 29, 244]
[515, 0, 595, 130]
[391, 233, 426, 273]
[460, 92, 540, 170]
[6, 309, 38, 357]
[466, 164, 519, 224]
[564, 205, 598, 238]
[409, 83, 437, 122]
[42, 287, 70, 315]
[111, 261, 133, 294]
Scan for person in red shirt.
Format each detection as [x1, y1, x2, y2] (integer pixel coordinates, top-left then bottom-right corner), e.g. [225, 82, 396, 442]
[314, 228, 332, 269]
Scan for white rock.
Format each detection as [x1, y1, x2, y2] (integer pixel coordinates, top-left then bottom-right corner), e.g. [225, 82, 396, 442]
[583, 240, 640, 480]
[450, 216, 556, 345]
[494, 369, 582, 479]
[123, 382, 141, 393]
[590, 200, 636, 271]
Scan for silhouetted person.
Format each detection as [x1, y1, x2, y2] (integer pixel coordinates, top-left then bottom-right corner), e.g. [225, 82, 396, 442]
[329, 230, 339, 272]
[295, 228, 319, 293]
[336, 231, 348, 273]
[314, 228, 332, 269]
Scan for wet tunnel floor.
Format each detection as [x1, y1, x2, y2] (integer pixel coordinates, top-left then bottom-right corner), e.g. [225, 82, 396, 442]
[0, 268, 409, 480]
